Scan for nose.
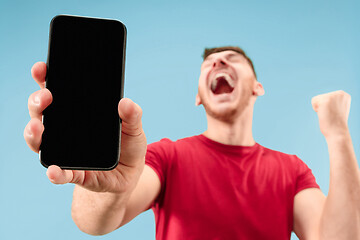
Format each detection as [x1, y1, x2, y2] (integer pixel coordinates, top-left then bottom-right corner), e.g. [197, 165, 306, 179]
[212, 57, 227, 68]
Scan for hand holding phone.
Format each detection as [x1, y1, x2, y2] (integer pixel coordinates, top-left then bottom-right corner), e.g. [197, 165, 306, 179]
[25, 64, 146, 191]
[24, 16, 147, 193]
[41, 15, 127, 170]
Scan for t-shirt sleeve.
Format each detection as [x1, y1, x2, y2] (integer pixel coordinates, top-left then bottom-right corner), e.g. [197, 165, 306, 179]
[294, 155, 320, 194]
[145, 138, 174, 196]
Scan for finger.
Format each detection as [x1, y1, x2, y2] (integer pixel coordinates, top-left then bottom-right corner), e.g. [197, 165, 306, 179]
[46, 165, 85, 185]
[28, 88, 53, 120]
[31, 62, 47, 89]
[24, 118, 44, 153]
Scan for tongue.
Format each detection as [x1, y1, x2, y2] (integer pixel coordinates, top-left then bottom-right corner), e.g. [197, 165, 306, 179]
[214, 78, 233, 94]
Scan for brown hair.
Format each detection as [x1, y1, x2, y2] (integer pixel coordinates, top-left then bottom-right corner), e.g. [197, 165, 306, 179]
[203, 46, 257, 79]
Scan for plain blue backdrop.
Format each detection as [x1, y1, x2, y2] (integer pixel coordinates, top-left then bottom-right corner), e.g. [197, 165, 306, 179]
[0, 0, 359, 239]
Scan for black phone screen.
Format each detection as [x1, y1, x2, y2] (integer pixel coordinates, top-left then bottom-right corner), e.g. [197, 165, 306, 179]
[40, 15, 126, 170]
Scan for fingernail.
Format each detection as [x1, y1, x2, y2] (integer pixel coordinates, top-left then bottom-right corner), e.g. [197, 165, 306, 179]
[26, 127, 33, 137]
[34, 95, 40, 105]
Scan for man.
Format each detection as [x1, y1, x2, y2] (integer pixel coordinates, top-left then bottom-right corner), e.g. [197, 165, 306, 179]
[25, 46, 360, 239]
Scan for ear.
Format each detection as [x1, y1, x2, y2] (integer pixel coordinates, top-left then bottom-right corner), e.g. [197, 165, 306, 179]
[195, 93, 202, 106]
[253, 81, 265, 96]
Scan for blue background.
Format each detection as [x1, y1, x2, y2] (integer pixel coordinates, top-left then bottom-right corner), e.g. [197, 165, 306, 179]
[0, 0, 359, 239]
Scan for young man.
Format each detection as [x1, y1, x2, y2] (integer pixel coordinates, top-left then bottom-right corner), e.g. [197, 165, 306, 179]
[25, 46, 360, 239]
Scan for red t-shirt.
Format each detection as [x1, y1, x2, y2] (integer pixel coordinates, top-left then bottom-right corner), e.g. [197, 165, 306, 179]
[145, 135, 319, 240]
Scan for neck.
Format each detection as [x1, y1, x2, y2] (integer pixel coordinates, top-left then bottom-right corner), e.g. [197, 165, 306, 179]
[203, 105, 255, 146]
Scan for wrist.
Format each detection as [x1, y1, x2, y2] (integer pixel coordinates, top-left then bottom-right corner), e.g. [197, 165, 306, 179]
[324, 128, 351, 144]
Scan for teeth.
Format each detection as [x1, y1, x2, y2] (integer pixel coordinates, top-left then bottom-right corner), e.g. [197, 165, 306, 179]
[211, 73, 234, 91]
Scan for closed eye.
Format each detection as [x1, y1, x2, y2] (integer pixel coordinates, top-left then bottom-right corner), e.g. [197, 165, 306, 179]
[227, 54, 243, 62]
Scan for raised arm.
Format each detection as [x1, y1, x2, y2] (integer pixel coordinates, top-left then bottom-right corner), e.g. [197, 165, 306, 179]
[293, 90, 360, 240]
[25, 62, 161, 235]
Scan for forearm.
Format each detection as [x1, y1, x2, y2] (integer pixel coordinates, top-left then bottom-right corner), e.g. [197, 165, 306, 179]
[320, 130, 360, 239]
[71, 185, 130, 236]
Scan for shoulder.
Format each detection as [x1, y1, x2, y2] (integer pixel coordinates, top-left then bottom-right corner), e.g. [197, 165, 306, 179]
[260, 144, 318, 182]
[260, 145, 303, 162]
[257, 145, 319, 194]
[146, 135, 201, 158]
[145, 136, 201, 183]
[257, 145, 312, 175]
[147, 135, 201, 151]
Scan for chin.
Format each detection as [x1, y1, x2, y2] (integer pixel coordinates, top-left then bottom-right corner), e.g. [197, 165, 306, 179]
[204, 105, 241, 122]
[202, 96, 252, 122]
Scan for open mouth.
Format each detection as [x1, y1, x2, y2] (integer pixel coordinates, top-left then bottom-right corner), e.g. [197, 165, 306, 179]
[211, 73, 235, 95]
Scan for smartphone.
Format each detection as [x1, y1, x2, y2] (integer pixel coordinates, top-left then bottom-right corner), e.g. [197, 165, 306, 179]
[40, 15, 126, 170]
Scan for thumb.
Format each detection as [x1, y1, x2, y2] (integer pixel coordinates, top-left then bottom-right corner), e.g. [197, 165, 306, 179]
[311, 96, 319, 112]
[118, 98, 143, 136]
[118, 98, 147, 167]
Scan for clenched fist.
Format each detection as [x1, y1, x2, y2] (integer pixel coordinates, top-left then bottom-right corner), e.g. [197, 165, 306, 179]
[311, 90, 351, 139]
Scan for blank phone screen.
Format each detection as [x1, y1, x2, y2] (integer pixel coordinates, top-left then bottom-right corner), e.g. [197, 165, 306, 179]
[40, 15, 126, 170]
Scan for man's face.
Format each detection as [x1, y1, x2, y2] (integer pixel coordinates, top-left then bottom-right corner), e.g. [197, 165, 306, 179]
[197, 50, 257, 121]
